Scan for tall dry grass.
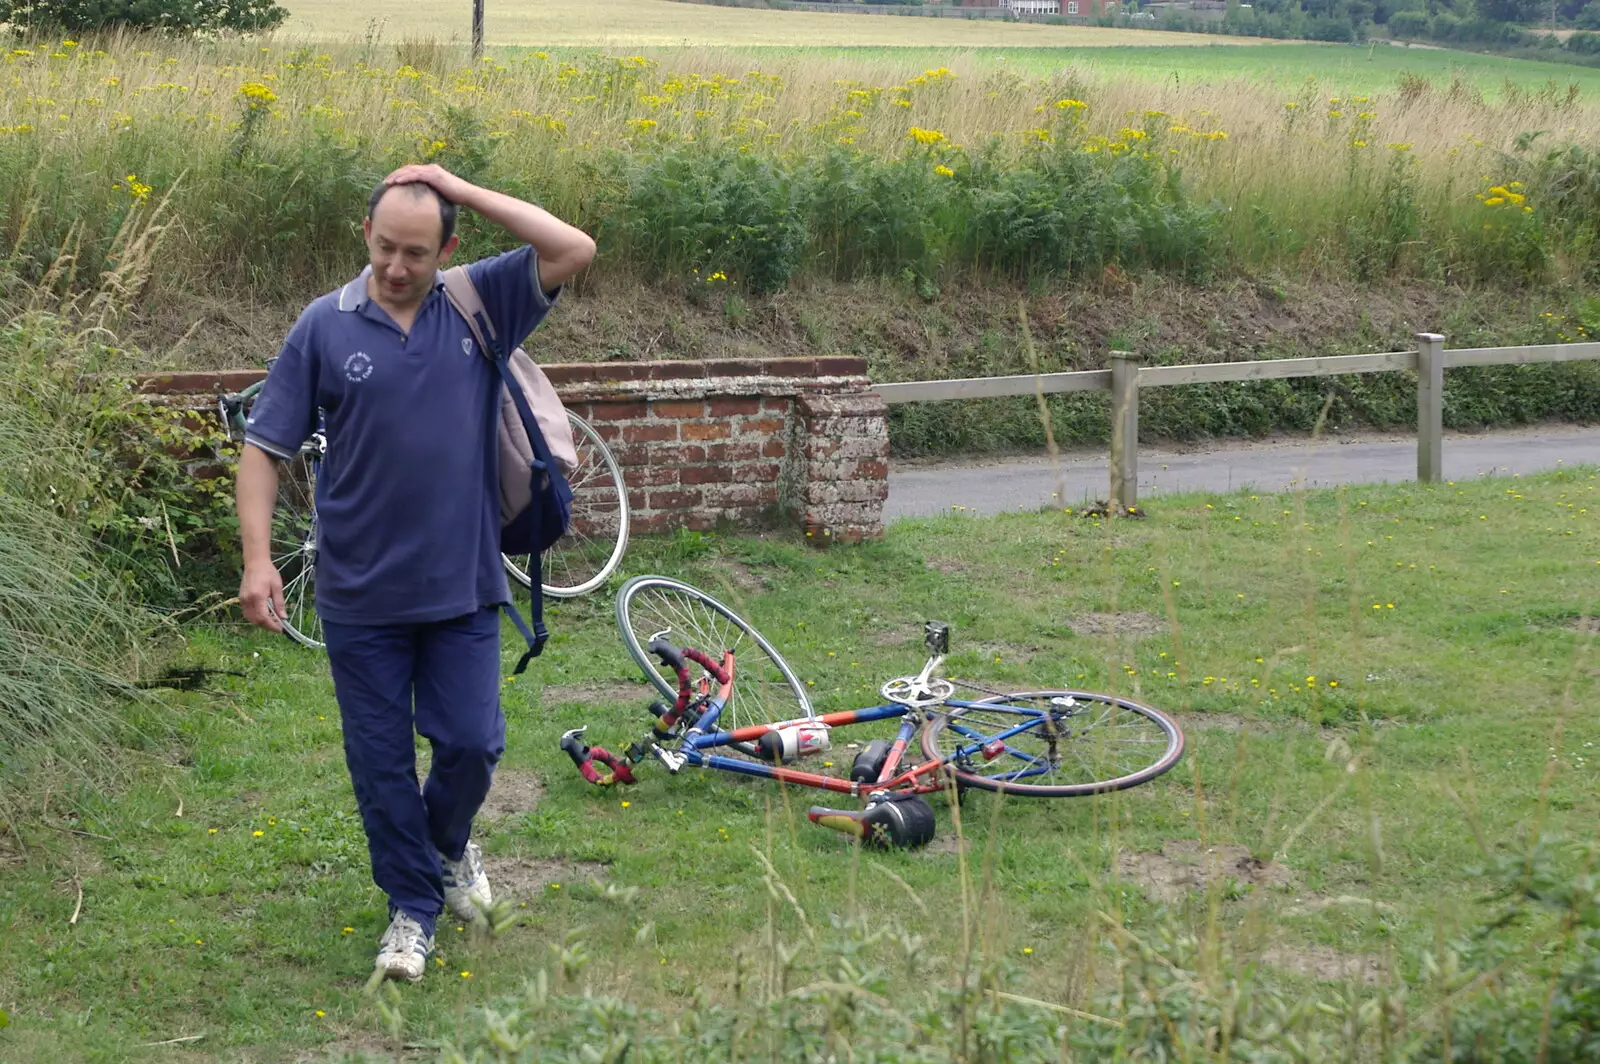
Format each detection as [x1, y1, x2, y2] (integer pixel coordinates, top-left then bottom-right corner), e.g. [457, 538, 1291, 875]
[0, 35, 1594, 308]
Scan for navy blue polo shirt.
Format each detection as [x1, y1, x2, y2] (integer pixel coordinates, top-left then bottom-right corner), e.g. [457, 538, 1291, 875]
[245, 246, 556, 626]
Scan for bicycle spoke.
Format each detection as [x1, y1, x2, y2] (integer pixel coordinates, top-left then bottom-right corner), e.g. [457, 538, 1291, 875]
[618, 578, 810, 755]
[926, 693, 1182, 795]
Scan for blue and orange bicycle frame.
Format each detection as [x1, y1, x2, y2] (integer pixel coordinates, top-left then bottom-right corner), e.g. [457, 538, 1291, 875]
[560, 639, 1066, 801]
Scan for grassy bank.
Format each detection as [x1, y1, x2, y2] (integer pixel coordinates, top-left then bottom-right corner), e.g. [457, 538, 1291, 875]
[3, 39, 1599, 307]
[0, 472, 1594, 1060]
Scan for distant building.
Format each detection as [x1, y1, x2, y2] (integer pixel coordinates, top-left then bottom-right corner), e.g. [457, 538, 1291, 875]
[956, 0, 1118, 11]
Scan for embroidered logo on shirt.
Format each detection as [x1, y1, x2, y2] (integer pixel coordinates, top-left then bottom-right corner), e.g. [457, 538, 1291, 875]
[344, 352, 374, 382]
[462, 337, 474, 357]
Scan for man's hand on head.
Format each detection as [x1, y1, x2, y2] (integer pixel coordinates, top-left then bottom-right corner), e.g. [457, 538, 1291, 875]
[385, 164, 475, 206]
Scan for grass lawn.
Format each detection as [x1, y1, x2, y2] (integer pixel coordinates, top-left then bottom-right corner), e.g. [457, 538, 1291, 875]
[0, 470, 1596, 1061]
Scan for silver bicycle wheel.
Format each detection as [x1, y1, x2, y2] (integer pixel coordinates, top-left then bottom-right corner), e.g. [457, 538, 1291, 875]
[615, 576, 811, 746]
[922, 691, 1184, 797]
[271, 440, 324, 649]
[503, 411, 630, 598]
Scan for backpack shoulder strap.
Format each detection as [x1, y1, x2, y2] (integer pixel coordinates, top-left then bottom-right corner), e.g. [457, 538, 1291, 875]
[443, 265, 548, 670]
[441, 265, 498, 357]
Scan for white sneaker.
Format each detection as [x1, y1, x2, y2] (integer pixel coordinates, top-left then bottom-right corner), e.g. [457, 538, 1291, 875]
[441, 841, 492, 921]
[375, 911, 433, 982]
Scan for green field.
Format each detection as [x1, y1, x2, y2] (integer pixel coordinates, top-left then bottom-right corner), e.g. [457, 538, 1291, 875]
[693, 41, 1600, 97]
[1, 473, 1595, 1060]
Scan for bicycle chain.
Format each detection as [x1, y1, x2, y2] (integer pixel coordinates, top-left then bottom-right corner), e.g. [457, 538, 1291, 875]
[946, 676, 1008, 698]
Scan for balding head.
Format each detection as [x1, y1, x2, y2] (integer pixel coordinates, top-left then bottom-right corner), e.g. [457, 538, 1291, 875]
[368, 180, 458, 249]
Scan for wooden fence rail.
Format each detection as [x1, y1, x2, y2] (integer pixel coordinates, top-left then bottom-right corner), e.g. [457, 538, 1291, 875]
[873, 334, 1600, 507]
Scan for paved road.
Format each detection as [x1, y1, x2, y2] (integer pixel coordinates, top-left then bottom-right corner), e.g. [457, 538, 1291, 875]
[886, 426, 1600, 520]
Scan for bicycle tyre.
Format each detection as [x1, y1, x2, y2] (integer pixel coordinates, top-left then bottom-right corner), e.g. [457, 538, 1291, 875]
[615, 576, 811, 745]
[503, 412, 630, 598]
[271, 444, 324, 649]
[921, 690, 1183, 797]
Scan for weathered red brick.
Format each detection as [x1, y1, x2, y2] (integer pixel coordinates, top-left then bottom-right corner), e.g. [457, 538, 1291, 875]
[761, 439, 787, 459]
[705, 442, 761, 463]
[738, 417, 785, 436]
[681, 465, 733, 485]
[633, 513, 675, 535]
[762, 398, 790, 412]
[701, 484, 763, 507]
[703, 359, 766, 378]
[135, 370, 266, 395]
[708, 398, 762, 417]
[541, 364, 598, 386]
[729, 462, 781, 484]
[648, 362, 704, 381]
[587, 400, 650, 422]
[586, 362, 651, 382]
[622, 423, 678, 444]
[649, 489, 703, 510]
[682, 422, 732, 441]
[855, 459, 889, 480]
[815, 356, 869, 377]
[637, 466, 682, 487]
[652, 399, 705, 419]
[765, 357, 818, 377]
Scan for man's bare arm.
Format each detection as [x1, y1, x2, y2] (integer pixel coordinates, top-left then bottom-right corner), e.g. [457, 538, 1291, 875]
[384, 163, 597, 291]
[236, 444, 286, 632]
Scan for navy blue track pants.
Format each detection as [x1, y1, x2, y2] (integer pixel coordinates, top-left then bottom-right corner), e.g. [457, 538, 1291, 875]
[323, 607, 505, 938]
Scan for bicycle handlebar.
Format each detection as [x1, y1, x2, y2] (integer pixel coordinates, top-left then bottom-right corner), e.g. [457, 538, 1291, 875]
[560, 728, 635, 787]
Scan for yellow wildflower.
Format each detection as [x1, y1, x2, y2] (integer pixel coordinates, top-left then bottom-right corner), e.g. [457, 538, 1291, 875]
[934, 164, 954, 177]
[907, 126, 946, 145]
[239, 82, 277, 105]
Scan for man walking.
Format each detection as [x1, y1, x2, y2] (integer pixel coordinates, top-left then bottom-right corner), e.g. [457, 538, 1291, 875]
[235, 164, 595, 982]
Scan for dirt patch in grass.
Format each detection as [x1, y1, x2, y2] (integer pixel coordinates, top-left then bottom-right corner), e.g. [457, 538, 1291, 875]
[478, 768, 546, 824]
[918, 830, 973, 857]
[868, 624, 917, 647]
[708, 558, 767, 596]
[965, 642, 1040, 665]
[1178, 712, 1280, 735]
[296, 1030, 428, 1062]
[1067, 611, 1167, 637]
[924, 555, 976, 577]
[489, 856, 610, 902]
[1116, 841, 1292, 903]
[1565, 617, 1599, 634]
[1261, 944, 1386, 984]
[541, 680, 653, 709]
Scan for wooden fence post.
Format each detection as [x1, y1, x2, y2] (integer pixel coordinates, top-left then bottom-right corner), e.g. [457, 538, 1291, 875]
[1109, 350, 1143, 509]
[1414, 332, 1444, 484]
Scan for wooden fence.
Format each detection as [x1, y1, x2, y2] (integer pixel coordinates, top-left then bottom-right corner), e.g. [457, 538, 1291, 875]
[873, 334, 1600, 507]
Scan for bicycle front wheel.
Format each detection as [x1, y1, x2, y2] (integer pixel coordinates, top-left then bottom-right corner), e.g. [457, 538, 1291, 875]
[271, 446, 323, 649]
[922, 691, 1183, 797]
[503, 412, 630, 598]
[615, 577, 811, 744]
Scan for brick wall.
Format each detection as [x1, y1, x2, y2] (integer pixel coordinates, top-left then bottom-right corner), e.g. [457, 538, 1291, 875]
[137, 356, 890, 542]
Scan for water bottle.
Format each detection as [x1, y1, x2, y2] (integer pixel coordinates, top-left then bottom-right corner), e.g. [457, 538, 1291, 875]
[755, 723, 832, 764]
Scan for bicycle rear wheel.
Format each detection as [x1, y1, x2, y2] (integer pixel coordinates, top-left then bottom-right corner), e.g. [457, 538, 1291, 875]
[922, 691, 1183, 797]
[503, 412, 629, 598]
[271, 444, 323, 649]
[615, 576, 811, 745]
